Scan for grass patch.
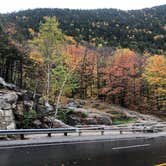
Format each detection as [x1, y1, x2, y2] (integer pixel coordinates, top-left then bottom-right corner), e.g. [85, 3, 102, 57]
[112, 117, 135, 125]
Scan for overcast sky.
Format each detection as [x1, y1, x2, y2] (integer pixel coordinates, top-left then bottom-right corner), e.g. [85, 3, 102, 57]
[0, 0, 166, 13]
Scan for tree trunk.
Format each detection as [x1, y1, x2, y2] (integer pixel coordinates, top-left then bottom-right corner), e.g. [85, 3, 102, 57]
[46, 63, 50, 103]
[55, 75, 68, 116]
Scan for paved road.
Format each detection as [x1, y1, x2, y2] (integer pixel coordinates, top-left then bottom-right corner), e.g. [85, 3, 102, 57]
[0, 133, 166, 166]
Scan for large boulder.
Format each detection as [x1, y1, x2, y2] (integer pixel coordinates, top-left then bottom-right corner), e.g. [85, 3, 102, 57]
[65, 106, 112, 126]
[2, 93, 18, 104]
[67, 115, 81, 126]
[66, 101, 81, 109]
[33, 120, 42, 128]
[97, 116, 112, 125]
[0, 109, 16, 129]
[52, 119, 70, 128]
[0, 90, 18, 109]
[85, 118, 97, 125]
[0, 90, 18, 129]
[0, 100, 11, 110]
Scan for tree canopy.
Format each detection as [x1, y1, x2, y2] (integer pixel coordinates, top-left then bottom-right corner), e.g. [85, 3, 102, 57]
[1, 5, 166, 54]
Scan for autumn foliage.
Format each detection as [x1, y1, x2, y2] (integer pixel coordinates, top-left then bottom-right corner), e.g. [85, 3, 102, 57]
[1, 16, 165, 116]
[100, 49, 142, 108]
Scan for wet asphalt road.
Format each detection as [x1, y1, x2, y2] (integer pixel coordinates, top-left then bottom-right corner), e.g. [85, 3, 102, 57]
[0, 133, 166, 166]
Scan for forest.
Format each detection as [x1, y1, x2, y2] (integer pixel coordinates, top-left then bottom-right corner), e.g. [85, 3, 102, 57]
[1, 5, 166, 54]
[0, 6, 166, 119]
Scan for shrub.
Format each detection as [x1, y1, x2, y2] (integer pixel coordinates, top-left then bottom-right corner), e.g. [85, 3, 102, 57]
[23, 109, 37, 128]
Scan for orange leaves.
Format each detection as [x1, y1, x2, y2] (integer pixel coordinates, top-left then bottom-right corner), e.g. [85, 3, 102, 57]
[102, 48, 141, 82]
[111, 48, 139, 76]
[65, 44, 83, 71]
[66, 44, 97, 73]
[100, 48, 143, 107]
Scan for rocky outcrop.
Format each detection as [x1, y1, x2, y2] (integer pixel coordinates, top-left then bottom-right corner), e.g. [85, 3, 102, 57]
[0, 77, 16, 90]
[65, 105, 113, 126]
[0, 90, 18, 129]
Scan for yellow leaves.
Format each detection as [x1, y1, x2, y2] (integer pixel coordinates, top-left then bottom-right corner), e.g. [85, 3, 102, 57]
[155, 87, 166, 96]
[143, 55, 166, 96]
[28, 28, 35, 36]
[65, 36, 75, 44]
[29, 50, 44, 64]
[143, 55, 166, 85]
[114, 48, 136, 58]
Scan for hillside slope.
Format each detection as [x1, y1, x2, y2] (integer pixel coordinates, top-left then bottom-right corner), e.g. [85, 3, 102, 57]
[1, 5, 166, 54]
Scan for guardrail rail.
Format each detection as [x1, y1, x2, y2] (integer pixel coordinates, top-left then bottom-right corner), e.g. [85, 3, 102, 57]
[0, 123, 166, 140]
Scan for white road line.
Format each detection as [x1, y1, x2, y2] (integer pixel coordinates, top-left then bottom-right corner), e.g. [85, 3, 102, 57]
[0, 138, 145, 150]
[112, 144, 150, 150]
[0, 140, 119, 149]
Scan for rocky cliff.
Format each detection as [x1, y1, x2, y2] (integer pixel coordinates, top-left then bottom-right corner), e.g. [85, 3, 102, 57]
[0, 90, 17, 129]
[0, 77, 70, 129]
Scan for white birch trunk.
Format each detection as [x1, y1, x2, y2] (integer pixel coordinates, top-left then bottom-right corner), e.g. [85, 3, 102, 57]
[55, 75, 68, 116]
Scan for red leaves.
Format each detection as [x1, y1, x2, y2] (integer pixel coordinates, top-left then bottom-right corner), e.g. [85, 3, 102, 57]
[100, 49, 143, 107]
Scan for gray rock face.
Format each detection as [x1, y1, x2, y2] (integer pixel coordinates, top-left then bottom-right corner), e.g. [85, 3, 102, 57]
[45, 102, 54, 112]
[0, 108, 16, 129]
[0, 77, 16, 90]
[97, 116, 112, 125]
[52, 119, 70, 128]
[66, 107, 112, 126]
[0, 90, 17, 129]
[66, 102, 81, 109]
[33, 120, 42, 128]
[68, 116, 81, 126]
[85, 118, 97, 125]
[0, 100, 11, 110]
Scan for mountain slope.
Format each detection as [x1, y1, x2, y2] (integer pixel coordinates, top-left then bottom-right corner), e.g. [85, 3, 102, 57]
[1, 5, 166, 54]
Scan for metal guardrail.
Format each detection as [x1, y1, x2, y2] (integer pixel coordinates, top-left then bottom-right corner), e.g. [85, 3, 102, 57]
[1, 124, 166, 140]
[0, 127, 104, 139]
[0, 128, 77, 139]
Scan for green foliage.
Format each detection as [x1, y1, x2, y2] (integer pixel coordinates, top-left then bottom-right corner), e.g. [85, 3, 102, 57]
[30, 16, 64, 55]
[57, 109, 73, 123]
[0, 20, 25, 86]
[2, 5, 166, 54]
[51, 59, 78, 97]
[112, 116, 135, 125]
[28, 16, 66, 100]
[23, 109, 37, 128]
[80, 111, 88, 118]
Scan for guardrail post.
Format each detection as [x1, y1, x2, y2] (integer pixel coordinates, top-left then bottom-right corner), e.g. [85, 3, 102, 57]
[20, 134, 24, 140]
[48, 133, 51, 137]
[79, 131, 82, 136]
[64, 132, 68, 136]
[101, 130, 104, 135]
[132, 129, 136, 133]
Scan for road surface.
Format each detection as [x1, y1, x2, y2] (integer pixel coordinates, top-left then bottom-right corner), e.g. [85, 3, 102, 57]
[0, 133, 166, 166]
